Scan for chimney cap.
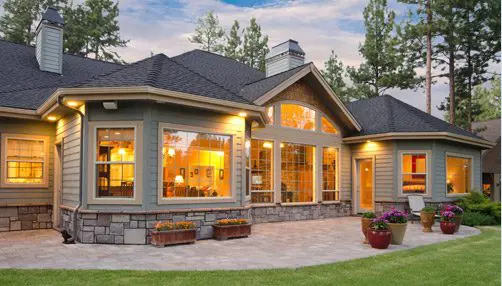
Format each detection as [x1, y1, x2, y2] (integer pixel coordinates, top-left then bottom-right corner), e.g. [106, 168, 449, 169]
[40, 7, 64, 27]
[266, 39, 305, 60]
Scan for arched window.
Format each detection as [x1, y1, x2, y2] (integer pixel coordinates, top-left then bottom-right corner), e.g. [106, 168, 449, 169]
[321, 116, 338, 134]
[280, 104, 316, 130]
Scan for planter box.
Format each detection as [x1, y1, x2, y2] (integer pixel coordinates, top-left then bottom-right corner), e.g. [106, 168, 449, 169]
[151, 229, 196, 247]
[213, 224, 251, 240]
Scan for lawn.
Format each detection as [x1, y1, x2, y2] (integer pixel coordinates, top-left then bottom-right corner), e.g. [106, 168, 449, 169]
[0, 227, 499, 286]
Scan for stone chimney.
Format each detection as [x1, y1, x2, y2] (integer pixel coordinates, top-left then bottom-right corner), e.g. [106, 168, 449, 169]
[36, 7, 64, 74]
[265, 39, 305, 77]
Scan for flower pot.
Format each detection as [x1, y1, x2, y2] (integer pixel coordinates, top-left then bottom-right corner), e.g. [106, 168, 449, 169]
[361, 218, 373, 244]
[454, 215, 462, 233]
[151, 229, 196, 247]
[367, 229, 392, 249]
[440, 221, 456, 235]
[387, 222, 407, 245]
[213, 224, 251, 240]
[420, 211, 435, 233]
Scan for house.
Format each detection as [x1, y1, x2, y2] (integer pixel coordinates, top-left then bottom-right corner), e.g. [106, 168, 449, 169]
[472, 119, 501, 201]
[0, 8, 494, 243]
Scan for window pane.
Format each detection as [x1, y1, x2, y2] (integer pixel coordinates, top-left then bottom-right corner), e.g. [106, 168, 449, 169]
[96, 163, 135, 198]
[5, 138, 45, 184]
[162, 130, 231, 199]
[96, 128, 135, 162]
[251, 139, 274, 203]
[7, 139, 44, 161]
[323, 191, 339, 201]
[6, 161, 44, 183]
[281, 143, 315, 203]
[322, 147, 337, 193]
[402, 174, 427, 193]
[402, 154, 426, 173]
[447, 156, 471, 194]
[321, 117, 338, 134]
[280, 104, 315, 130]
[401, 153, 427, 194]
[267, 106, 274, 124]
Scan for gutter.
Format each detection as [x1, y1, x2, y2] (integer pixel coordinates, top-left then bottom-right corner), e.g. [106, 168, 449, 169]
[56, 96, 85, 241]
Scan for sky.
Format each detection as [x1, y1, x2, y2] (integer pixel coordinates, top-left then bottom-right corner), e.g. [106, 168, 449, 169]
[0, 0, 482, 118]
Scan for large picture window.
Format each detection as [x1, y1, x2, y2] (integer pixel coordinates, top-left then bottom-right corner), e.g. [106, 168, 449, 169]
[1, 135, 49, 187]
[280, 104, 316, 131]
[446, 155, 472, 195]
[95, 128, 135, 198]
[281, 143, 315, 203]
[322, 147, 338, 201]
[161, 129, 231, 199]
[251, 139, 274, 203]
[401, 153, 427, 194]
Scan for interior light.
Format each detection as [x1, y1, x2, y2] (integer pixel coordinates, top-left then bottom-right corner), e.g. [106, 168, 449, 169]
[263, 142, 273, 149]
[114, 132, 121, 135]
[238, 112, 247, 117]
[364, 168, 369, 172]
[67, 101, 79, 107]
[280, 143, 284, 148]
[119, 148, 126, 155]
[366, 140, 372, 143]
[47, 116, 57, 121]
[216, 151, 225, 157]
[167, 148, 175, 157]
[174, 175, 184, 185]
[245, 140, 251, 149]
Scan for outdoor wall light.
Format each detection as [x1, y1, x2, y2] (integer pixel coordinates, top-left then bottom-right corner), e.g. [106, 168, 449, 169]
[103, 101, 118, 110]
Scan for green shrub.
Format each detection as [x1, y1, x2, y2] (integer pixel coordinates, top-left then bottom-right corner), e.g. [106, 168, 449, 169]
[462, 211, 497, 226]
[421, 206, 436, 213]
[362, 212, 376, 219]
[456, 191, 501, 225]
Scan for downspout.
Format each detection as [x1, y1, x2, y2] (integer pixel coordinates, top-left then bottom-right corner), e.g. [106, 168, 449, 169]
[57, 95, 85, 240]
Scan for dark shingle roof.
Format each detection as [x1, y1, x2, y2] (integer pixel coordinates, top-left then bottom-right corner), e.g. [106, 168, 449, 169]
[482, 138, 501, 173]
[41, 7, 64, 26]
[346, 95, 482, 139]
[0, 40, 121, 110]
[172, 49, 265, 94]
[79, 54, 250, 103]
[472, 119, 501, 142]
[239, 63, 310, 102]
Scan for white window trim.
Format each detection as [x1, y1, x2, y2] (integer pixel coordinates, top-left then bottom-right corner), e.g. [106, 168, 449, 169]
[0, 133, 50, 188]
[398, 150, 432, 197]
[157, 122, 237, 205]
[445, 152, 474, 197]
[321, 146, 340, 202]
[87, 121, 143, 205]
[249, 138, 275, 204]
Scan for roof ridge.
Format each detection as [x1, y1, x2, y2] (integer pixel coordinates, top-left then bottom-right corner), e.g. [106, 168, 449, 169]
[178, 49, 264, 74]
[383, 95, 395, 132]
[145, 54, 166, 85]
[242, 62, 311, 87]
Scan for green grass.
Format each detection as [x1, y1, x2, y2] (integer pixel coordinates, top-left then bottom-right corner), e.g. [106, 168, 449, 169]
[1, 227, 500, 286]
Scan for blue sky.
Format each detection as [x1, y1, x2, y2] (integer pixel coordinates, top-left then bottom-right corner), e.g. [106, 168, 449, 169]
[0, 0, 459, 118]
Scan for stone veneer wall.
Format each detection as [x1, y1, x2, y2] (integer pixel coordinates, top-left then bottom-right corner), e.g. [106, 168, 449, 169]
[61, 202, 352, 244]
[0, 205, 52, 232]
[375, 201, 459, 215]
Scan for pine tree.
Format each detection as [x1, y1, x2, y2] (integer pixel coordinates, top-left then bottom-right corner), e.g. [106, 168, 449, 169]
[473, 76, 501, 121]
[188, 12, 225, 53]
[62, 4, 87, 56]
[322, 51, 350, 103]
[0, 0, 67, 45]
[241, 18, 269, 71]
[347, 0, 419, 99]
[223, 20, 241, 60]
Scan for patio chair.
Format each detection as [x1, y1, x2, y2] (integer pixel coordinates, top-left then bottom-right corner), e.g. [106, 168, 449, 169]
[407, 195, 440, 223]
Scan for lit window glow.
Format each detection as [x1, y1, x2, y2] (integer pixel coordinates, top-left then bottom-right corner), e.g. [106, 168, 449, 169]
[5, 138, 46, 184]
[321, 116, 338, 134]
[446, 155, 472, 195]
[281, 143, 315, 203]
[402, 153, 427, 194]
[251, 139, 274, 203]
[280, 104, 316, 130]
[322, 147, 339, 201]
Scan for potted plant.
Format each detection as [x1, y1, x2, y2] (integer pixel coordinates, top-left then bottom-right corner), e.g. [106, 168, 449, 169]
[213, 218, 251, 240]
[361, 212, 376, 244]
[420, 206, 436, 232]
[381, 208, 408, 245]
[439, 211, 456, 235]
[445, 205, 464, 232]
[151, 221, 196, 247]
[367, 217, 392, 249]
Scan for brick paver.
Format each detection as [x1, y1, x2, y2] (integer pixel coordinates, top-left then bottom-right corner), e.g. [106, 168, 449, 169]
[0, 217, 480, 270]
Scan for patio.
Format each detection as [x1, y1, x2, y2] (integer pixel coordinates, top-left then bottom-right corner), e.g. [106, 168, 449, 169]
[0, 217, 480, 271]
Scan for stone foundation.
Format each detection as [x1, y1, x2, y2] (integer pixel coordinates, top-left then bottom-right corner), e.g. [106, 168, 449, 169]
[251, 201, 352, 223]
[0, 205, 52, 232]
[374, 201, 460, 215]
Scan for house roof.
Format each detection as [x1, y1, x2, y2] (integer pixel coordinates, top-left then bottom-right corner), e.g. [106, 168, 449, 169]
[482, 138, 501, 174]
[346, 95, 483, 140]
[40, 7, 64, 26]
[0, 40, 121, 110]
[472, 119, 501, 142]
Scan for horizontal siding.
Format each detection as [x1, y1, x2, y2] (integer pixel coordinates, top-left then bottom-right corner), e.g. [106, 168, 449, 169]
[56, 114, 81, 207]
[0, 118, 55, 206]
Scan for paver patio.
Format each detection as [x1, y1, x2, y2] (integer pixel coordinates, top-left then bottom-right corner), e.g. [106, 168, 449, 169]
[0, 217, 480, 271]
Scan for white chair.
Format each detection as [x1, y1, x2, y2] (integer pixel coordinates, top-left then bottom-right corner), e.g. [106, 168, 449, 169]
[408, 195, 440, 223]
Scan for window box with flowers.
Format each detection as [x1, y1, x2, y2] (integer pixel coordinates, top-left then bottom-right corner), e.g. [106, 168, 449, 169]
[212, 218, 251, 240]
[151, 221, 196, 247]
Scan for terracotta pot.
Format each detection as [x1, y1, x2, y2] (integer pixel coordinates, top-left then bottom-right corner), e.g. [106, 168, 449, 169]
[361, 218, 373, 244]
[151, 229, 196, 247]
[440, 221, 456, 235]
[454, 215, 462, 233]
[213, 224, 251, 240]
[388, 222, 407, 245]
[367, 229, 392, 249]
[420, 211, 435, 233]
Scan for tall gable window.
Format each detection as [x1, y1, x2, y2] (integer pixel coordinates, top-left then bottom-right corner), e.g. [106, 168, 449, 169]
[321, 116, 338, 134]
[1, 134, 49, 188]
[250, 139, 274, 203]
[280, 104, 316, 130]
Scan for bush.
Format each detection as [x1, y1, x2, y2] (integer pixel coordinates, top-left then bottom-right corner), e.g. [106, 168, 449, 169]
[421, 206, 436, 213]
[456, 191, 501, 225]
[462, 211, 497, 226]
[362, 212, 376, 219]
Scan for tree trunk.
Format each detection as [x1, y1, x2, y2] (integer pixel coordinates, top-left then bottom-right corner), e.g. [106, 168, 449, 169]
[425, 0, 432, 114]
[448, 45, 455, 125]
